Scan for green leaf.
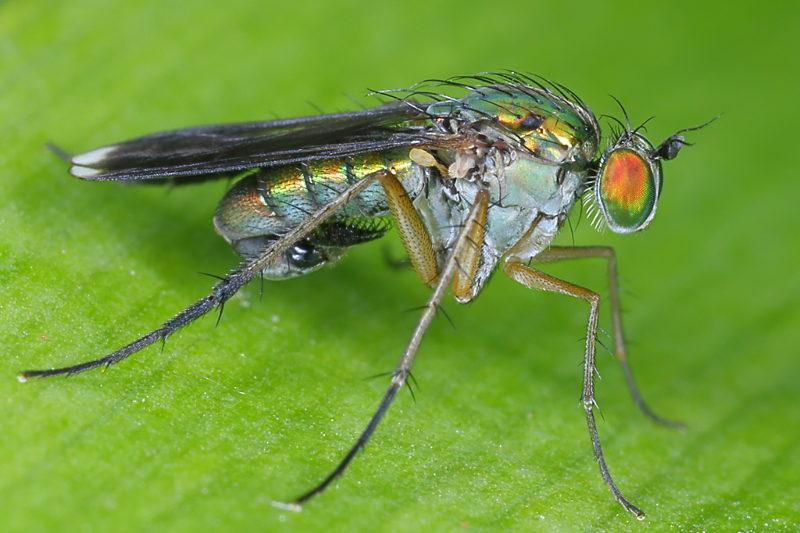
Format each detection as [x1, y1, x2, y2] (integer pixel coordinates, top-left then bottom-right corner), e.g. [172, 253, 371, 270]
[2, 1, 797, 532]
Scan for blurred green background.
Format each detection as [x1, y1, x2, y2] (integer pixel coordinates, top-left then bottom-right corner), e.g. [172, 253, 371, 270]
[1, 1, 797, 531]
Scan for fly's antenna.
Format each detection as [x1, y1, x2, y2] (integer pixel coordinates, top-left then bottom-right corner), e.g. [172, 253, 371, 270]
[673, 114, 722, 135]
[652, 114, 721, 161]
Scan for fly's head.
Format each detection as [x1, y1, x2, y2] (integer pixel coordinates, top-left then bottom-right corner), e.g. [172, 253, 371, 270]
[589, 131, 664, 233]
[588, 118, 711, 234]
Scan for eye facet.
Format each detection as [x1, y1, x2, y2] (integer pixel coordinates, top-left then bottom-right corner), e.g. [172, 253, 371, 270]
[595, 135, 661, 233]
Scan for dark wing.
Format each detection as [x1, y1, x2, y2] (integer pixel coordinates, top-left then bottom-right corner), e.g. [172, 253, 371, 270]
[65, 102, 447, 183]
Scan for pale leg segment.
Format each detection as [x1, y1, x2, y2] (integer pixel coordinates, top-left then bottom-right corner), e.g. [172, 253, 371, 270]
[377, 171, 439, 287]
[504, 260, 645, 519]
[289, 191, 490, 508]
[533, 246, 683, 429]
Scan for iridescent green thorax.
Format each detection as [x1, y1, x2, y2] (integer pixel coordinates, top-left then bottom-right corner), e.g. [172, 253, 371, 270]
[405, 85, 601, 300]
[427, 86, 599, 164]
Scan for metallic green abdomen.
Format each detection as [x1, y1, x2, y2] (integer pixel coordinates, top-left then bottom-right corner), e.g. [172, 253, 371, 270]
[213, 150, 416, 278]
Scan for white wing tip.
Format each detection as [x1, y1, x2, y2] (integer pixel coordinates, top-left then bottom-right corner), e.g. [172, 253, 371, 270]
[70, 165, 104, 179]
[71, 145, 117, 166]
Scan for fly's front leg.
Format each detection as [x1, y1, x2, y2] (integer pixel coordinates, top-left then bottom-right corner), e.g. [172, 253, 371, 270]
[503, 259, 645, 519]
[281, 191, 490, 511]
[534, 246, 683, 429]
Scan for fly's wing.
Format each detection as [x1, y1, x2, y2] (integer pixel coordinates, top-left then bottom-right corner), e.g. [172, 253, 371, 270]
[64, 102, 444, 183]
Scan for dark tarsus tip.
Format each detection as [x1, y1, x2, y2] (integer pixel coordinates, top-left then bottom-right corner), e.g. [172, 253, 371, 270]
[18, 368, 65, 381]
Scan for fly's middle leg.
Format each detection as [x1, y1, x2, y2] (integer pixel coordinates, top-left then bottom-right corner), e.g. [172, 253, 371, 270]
[503, 260, 646, 519]
[532, 246, 684, 429]
[377, 171, 439, 287]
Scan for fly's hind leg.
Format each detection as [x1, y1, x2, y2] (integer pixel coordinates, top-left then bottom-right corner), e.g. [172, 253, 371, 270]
[281, 191, 490, 510]
[18, 169, 393, 380]
[504, 259, 645, 519]
[533, 246, 683, 429]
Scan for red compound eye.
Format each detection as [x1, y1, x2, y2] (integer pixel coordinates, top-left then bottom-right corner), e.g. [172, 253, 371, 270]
[597, 148, 658, 232]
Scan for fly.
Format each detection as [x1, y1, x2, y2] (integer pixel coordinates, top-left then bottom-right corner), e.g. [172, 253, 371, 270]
[19, 72, 710, 519]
